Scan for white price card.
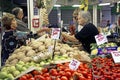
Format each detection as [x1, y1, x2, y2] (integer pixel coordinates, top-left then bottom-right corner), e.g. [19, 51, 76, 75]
[111, 51, 120, 63]
[95, 33, 108, 45]
[51, 28, 61, 40]
[69, 59, 80, 70]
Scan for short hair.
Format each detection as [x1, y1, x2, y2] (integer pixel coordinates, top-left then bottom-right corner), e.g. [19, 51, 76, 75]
[12, 7, 23, 17]
[2, 13, 15, 30]
[78, 10, 91, 24]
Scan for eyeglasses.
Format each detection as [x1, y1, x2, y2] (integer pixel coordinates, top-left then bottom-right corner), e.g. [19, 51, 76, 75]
[73, 16, 78, 20]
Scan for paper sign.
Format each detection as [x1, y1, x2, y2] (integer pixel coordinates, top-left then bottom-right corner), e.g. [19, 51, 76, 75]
[111, 51, 120, 63]
[51, 28, 60, 39]
[69, 59, 80, 70]
[95, 33, 108, 45]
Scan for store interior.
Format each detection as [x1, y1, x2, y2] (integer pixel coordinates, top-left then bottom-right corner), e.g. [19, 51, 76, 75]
[0, 0, 120, 80]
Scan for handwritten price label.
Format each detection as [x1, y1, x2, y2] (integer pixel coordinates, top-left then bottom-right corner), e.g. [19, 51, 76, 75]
[69, 59, 80, 70]
[95, 33, 108, 45]
[51, 28, 60, 39]
[111, 51, 120, 63]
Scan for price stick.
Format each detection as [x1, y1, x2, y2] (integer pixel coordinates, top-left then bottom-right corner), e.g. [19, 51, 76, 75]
[51, 28, 60, 60]
[52, 39, 57, 60]
[69, 59, 80, 70]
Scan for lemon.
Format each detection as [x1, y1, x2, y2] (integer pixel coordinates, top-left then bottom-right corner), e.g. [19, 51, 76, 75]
[91, 49, 98, 55]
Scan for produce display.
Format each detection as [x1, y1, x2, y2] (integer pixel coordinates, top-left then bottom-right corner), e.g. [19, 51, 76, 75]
[18, 62, 92, 80]
[92, 56, 120, 80]
[0, 36, 91, 79]
[91, 42, 118, 55]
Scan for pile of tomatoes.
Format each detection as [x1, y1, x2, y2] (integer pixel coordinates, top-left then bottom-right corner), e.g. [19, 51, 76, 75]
[19, 62, 92, 80]
[92, 56, 120, 80]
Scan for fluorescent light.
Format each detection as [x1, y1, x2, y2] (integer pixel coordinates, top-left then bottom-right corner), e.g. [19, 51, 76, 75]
[54, 5, 61, 7]
[118, 1, 120, 3]
[72, 5, 81, 7]
[98, 3, 110, 6]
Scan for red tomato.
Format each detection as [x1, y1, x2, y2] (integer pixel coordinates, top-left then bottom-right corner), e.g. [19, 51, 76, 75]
[59, 71, 65, 76]
[65, 72, 71, 78]
[56, 77, 61, 80]
[45, 77, 52, 80]
[50, 69, 58, 76]
[42, 68, 48, 73]
[31, 70, 41, 75]
[19, 75, 27, 80]
[61, 76, 68, 80]
[34, 75, 45, 80]
[26, 74, 33, 79]
[43, 73, 50, 77]
[29, 77, 35, 80]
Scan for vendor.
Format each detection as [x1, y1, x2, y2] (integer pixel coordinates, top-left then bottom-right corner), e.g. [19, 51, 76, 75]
[62, 10, 99, 53]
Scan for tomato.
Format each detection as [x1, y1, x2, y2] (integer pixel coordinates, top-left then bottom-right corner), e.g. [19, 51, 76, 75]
[43, 73, 50, 77]
[50, 69, 58, 76]
[59, 71, 65, 76]
[19, 75, 27, 80]
[34, 75, 45, 80]
[61, 76, 68, 80]
[29, 77, 35, 80]
[45, 77, 52, 80]
[65, 72, 71, 78]
[31, 70, 41, 75]
[42, 68, 48, 73]
[56, 77, 61, 80]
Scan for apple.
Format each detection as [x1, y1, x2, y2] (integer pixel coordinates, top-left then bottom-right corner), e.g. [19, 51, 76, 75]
[9, 66, 16, 73]
[6, 74, 14, 80]
[13, 70, 20, 77]
[15, 64, 23, 72]
[0, 71, 8, 79]
[18, 61, 25, 65]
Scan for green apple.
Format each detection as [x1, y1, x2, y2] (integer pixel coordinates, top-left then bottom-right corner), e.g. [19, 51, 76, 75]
[0, 71, 8, 79]
[15, 64, 23, 72]
[6, 74, 14, 80]
[9, 66, 16, 73]
[40, 61, 46, 66]
[13, 70, 20, 77]
[18, 61, 25, 65]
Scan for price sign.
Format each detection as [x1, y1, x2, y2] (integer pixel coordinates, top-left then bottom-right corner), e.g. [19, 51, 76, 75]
[69, 59, 80, 70]
[51, 28, 60, 39]
[111, 51, 120, 63]
[95, 33, 108, 45]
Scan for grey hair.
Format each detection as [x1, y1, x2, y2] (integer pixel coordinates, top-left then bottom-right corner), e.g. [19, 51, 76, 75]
[12, 7, 23, 18]
[78, 10, 91, 24]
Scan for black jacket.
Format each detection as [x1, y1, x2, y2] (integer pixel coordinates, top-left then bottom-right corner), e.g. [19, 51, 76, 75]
[75, 23, 99, 53]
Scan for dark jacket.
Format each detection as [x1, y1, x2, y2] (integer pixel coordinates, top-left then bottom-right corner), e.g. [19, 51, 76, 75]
[75, 23, 99, 53]
[1, 30, 19, 65]
[16, 18, 30, 32]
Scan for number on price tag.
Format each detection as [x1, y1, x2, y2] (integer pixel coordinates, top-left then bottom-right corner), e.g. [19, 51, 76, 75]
[69, 59, 80, 70]
[95, 33, 108, 45]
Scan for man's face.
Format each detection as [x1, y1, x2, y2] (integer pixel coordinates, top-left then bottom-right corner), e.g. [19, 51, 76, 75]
[17, 10, 24, 20]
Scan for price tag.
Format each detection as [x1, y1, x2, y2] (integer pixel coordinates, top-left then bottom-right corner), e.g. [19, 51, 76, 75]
[51, 28, 60, 39]
[111, 51, 120, 63]
[95, 33, 108, 45]
[69, 59, 80, 70]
